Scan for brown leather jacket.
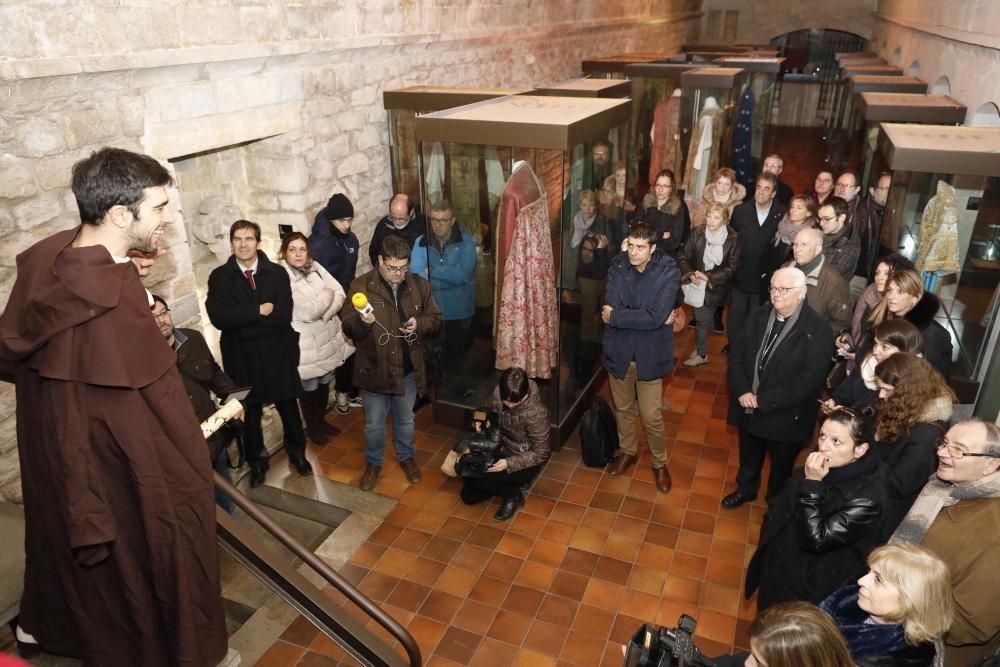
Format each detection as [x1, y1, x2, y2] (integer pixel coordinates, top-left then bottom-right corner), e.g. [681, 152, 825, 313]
[487, 380, 551, 473]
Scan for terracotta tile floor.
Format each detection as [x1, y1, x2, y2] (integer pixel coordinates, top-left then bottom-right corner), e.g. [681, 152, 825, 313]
[254, 326, 780, 666]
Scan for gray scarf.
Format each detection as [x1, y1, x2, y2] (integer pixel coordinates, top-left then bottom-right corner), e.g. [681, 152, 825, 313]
[752, 302, 804, 395]
[890, 471, 1000, 545]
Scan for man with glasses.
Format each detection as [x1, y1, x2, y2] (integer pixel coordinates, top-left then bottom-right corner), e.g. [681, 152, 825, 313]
[722, 267, 834, 509]
[854, 172, 893, 286]
[761, 154, 793, 207]
[890, 419, 1000, 666]
[729, 172, 787, 346]
[342, 235, 442, 491]
[787, 227, 851, 333]
[367, 193, 426, 268]
[817, 195, 861, 281]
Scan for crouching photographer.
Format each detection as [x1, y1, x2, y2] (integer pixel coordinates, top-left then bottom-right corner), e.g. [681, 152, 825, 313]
[458, 367, 550, 522]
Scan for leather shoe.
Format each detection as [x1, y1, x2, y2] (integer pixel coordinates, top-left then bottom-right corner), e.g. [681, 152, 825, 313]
[494, 493, 524, 522]
[607, 453, 637, 477]
[318, 421, 342, 438]
[360, 463, 381, 491]
[721, 490, 754, 509]
[249, 466, 268, 488]
[400, 459, 422, 484]
[653, 466, 672, 493]
[290, 456, 313, 476]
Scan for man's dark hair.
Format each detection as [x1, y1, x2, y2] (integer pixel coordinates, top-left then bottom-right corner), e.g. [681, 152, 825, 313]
[628, 221, 658, 245]
[498, 367, 530, 404]
[429, 199, 453, 215]
[755, 172, 778, 190]
[230, 219, 261, 242]
[838, 170, 860, 188]
[821, 196, 849, 220]
[380, 235, 411, 261]
[150, 293, 169, 311]
[71, 147, 173, 225]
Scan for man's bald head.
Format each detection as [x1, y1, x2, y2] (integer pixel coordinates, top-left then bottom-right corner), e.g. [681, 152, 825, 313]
[388, 194, 412, 229]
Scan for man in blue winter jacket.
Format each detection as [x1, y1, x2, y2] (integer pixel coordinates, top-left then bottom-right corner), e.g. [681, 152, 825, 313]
[601, 221, 679, 493]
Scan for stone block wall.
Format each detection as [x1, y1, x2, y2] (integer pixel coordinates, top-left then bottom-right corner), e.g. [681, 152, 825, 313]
[0, 0, 702, 503]
[694, 0, 878, 44]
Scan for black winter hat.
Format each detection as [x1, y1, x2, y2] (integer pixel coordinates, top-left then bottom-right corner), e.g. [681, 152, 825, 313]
[324, 193, 354, 220]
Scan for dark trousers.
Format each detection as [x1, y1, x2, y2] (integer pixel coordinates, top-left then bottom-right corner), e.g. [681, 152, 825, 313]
[335, 356, 356, 396]
[443, 317, 473, 372]
[735, 429, 802, 503]
[727, 288, 760, 344]
[243, 399, 306, 469]
[461, 465, 540, 504]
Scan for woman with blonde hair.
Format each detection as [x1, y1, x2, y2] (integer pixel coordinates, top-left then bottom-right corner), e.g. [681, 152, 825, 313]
[759, 194, 818, 297]
[692, 167, 746, 229]
[873, 353, 956, 535]
[820, 543, 953, 666]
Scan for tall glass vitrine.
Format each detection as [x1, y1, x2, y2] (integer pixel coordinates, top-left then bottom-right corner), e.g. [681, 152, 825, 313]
[679, 66, 747, 201]
[580, 53, 676, 79]
[877, 124, 1000, 402]
[713, 57, 786, 174]
[414, 95, 632, 444]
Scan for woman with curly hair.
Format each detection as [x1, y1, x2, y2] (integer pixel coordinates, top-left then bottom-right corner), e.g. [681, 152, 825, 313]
[826, 318, 925, 411]
[873, 352, 956, 536]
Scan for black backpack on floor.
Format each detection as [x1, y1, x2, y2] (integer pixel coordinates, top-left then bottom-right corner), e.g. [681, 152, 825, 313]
[580, 396, 618, 467]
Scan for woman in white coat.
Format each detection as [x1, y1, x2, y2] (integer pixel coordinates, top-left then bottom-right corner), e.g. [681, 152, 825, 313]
[279, 232, 353, 445]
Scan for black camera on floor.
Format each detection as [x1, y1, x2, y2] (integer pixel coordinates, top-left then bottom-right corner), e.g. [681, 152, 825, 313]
[625, 615, 718, 667]
[454, 409, 502, 479]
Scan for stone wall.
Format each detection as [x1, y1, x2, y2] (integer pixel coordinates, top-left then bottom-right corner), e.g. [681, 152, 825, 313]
[694, 0, 878, 44]
[0, 0, 702, 503]
[872, 0, 1000, 126]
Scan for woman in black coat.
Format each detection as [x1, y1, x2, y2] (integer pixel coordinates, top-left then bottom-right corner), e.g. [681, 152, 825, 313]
[678, 201, 739, 365]
[637, 168, 690, 260]
[827, 319, 925, 411]
[746, 406, 887, 612]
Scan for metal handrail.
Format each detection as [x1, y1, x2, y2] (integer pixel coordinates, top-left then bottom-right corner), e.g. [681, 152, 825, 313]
[214, 472, 422, 667]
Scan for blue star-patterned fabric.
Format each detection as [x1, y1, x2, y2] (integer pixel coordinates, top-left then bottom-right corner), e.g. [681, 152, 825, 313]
[732, 87, 755, 191]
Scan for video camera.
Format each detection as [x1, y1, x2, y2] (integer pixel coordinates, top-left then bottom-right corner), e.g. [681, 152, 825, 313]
[453, 409, 502, 479]
[624, 615, 718, 667]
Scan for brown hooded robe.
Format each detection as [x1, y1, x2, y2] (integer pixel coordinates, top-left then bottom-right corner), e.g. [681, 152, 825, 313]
[0, 229, 228, 666]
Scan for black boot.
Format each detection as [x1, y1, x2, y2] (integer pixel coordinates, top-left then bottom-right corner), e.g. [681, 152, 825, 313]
[713, 307, 725, 334]
[300, 389, 330, 446]
[313, 383, 342, 438]
[494, 492, 525, 522]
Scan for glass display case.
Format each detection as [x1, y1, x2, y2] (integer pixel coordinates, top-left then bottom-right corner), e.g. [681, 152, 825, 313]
[679, 66, 747, 201]
[533, 78, 631, 99]
[622, 62, 707, 199]
[713, 57, 786, 174]
[826, 59, 889, 133]
[877, 124, 1000, 398]
[835, 51, 878, 64]
[856, 93, 966, 187]
[413, 95, 632, 443]
[580, 53, 676, 79]
[676, 49, 778, 63]
[383, 86, 535, 207]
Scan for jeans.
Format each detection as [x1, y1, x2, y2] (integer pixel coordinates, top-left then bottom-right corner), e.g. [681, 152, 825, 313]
[362, 372, 417, 467]
[693, 304, 717, 357]
[608, 362, 667, 468]
[301, 371, 333, 393]
[213, 449, 236, 517]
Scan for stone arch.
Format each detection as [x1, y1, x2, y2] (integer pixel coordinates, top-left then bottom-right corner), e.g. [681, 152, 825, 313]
[906, 60, 920, 77]
[971, 102, 1000, 128]
[891, 47, 901, 65]
[930, 76, 951, 96]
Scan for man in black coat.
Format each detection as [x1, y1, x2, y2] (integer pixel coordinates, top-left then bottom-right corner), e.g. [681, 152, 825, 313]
[367, 193, 427, 268]
[728, 172, 787, 344]
[722, 266, 834, 508]
[762, 154, 794, 208]
[206, 220, 311, 488]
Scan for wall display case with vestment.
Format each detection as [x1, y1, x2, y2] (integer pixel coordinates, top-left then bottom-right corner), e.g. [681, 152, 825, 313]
[713, 57, 786, 183]
[414, 95, 632, 444]
[832, 65, 904, 132]
[856, 93, 966, 189]
[580, 53, 676, 79]
[826, 58, 888, 135]
[679, 67, 747, 203]
[382, 86, 535, 213]
[623, 62, 709, 200]
[877, 123, 1000, 402]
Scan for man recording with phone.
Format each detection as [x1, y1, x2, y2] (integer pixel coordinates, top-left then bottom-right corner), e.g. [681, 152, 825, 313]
[342, 235, 441, 491]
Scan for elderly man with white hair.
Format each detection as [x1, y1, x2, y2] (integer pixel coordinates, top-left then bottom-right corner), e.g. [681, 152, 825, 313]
[786, 226, 852, 334]
[722, 266, 835, 508]
[890, 418, 1000, 667]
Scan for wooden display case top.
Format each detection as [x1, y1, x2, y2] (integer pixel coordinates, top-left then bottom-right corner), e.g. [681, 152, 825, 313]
[848, 75, 927, 94]
[713, 57, 786, 73]
[878, 123, 1000, 176]
[843, 64, 902, 76]
[383, 86, 536, 112]
[581, 53, 676, 74]
[680, 66, 747, 89]
[533, 78, 631, 98]
[859, 93, 967, 124]
[623, 61, 709, 79]
[415, 95, 632, 150]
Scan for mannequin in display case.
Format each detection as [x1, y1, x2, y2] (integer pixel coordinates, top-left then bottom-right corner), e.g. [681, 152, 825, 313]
[683, 96, 723, 201]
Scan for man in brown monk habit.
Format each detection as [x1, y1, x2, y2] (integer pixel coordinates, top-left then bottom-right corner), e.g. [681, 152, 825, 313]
[0, 147, 228, 666]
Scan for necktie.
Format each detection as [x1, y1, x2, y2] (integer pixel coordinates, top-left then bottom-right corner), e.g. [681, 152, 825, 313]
[244, 269, 255, 291]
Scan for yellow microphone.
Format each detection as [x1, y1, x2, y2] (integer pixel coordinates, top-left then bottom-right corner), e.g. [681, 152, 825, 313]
[352, 292, 373, 318]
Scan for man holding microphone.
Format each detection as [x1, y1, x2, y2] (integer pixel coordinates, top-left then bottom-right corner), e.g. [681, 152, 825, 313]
[342, 236, 442, 491]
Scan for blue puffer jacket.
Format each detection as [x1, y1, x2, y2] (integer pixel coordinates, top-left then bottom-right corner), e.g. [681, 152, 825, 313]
[309, 211, 359, 294]
[601, 250, 680, 381]
[409, 228, 477, 321]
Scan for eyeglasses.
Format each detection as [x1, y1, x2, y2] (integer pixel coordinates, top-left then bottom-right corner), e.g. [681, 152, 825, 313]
[937, 439, 997, 460]
[389, 215, 411, 224]
[791, 242, 821, 248]
[383, 263, 409, 275]
[768, 285, 802, 295]
[818, 215, 838, 223]
[152, 309, 171, 321]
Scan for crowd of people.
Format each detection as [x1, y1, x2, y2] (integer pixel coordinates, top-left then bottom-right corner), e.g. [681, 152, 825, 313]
[1, 144, 998, 667]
